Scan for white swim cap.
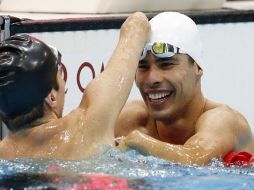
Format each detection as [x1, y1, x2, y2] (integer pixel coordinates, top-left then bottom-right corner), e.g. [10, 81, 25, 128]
[149, 12, 203, 68]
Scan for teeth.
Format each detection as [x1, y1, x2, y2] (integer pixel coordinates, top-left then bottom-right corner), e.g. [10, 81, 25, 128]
[148, 92, 171, 100]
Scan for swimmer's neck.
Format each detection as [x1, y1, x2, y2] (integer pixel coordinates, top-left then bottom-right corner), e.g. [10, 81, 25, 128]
[31, 111, 59, 127]
[153, 94, 207, 144]
[9, 110, 59, 135]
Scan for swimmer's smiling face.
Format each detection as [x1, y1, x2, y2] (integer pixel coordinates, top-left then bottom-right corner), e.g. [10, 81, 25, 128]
[135, 51, 201, 120]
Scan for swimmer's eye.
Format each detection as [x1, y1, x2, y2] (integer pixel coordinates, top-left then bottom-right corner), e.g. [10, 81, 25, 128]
[138, 60, 149, 69]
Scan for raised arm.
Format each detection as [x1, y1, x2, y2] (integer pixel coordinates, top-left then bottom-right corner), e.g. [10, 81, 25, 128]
[79, 12, 150, 130]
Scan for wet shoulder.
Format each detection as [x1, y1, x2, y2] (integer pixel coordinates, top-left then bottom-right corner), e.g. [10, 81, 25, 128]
[203, 100, 254, 153]
[121, 100, 149, 121]
[204, 100, 245, 121]
[61, 108, 87, 129]
[200, 100, 250, 132]
[115, 100, 149, 137]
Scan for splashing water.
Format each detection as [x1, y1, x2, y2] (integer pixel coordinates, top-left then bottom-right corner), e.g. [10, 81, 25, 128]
[0, 146, 253, 190]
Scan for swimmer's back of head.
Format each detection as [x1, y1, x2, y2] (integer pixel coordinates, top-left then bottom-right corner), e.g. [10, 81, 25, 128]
[0, 34, 61, 118]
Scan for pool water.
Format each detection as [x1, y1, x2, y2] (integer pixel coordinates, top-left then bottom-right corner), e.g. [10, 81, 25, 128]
[0, 146, 253, 190]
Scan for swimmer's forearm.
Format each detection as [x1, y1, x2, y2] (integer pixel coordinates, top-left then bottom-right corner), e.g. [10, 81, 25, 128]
[78, 13, 149, 136]
[80, 12, 149, 110]
[106, 12, 150, 70]
[124, 130, 214, 165]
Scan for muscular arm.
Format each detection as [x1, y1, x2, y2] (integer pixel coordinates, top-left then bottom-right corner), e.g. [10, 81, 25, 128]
[123, 106, 254, 165]
[77, 13, 150, 135]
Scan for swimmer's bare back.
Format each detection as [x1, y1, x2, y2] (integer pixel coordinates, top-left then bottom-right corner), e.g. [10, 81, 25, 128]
[0, 12, 150, 160]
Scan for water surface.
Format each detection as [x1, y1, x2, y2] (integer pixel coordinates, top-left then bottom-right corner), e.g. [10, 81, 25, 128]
[0, 146, 253, 190]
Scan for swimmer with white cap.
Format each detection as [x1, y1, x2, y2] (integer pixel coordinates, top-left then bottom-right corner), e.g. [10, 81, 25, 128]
[115, 12, 254, 165]
[0, 12, 150, 160]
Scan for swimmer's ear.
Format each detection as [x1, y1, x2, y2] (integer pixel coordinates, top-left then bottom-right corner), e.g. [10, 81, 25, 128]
[194, 62, 203, 78]
[45, 92, 57, 108]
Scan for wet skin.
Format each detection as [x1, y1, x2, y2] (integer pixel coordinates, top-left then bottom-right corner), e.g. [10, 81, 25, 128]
[115, 52, 254, 165]
[0, 12, 151, 160]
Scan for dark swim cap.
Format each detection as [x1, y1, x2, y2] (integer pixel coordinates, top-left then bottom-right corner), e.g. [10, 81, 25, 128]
[0, 34, 61, 117]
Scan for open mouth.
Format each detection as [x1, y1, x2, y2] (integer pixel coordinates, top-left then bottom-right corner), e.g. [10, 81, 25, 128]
[147, 91, 173, 105]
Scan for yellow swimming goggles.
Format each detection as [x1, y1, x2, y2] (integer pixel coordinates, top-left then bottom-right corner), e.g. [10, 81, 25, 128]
[140, 42, 185, 61]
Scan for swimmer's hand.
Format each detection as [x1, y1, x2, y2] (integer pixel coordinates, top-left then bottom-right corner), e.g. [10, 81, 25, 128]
[124, 130, 145, 148]
[116, 130, 150, 155]
[120, 12, 150, 47]
[115, 136, 129, 151]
